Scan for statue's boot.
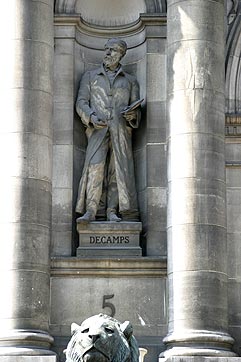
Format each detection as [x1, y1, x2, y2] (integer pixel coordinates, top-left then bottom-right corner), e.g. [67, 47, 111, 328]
[107, 211, 121, 222]
[77, 210, 95, 224]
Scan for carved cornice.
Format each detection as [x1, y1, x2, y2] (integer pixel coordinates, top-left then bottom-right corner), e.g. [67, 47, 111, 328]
[226, 114, 241, 125]
[140, 13, 166, 25]
[54, 0, 167, 15]
[51, 256, 167, 277]
[55, 14, 144, 36]
[225, 114, 241, 138]
[226, 161, 241, 167]
[54, 13, 166, 37]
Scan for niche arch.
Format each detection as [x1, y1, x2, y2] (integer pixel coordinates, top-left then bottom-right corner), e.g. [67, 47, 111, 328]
[226, 2, 241, 114]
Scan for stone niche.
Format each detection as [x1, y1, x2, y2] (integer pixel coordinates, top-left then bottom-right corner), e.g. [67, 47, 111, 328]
[51, 11, 168, 362]
[72, 31, 147, 255]
[52, 14, 167, 258]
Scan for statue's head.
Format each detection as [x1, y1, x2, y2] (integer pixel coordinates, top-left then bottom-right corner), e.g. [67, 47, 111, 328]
[64, 313, 139, 362]
[103, 38, 128, 69]
[105, 38, 127, 57]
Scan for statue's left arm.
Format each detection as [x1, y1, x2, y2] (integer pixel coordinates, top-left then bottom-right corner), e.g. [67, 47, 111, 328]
[124, 78, 141, 128]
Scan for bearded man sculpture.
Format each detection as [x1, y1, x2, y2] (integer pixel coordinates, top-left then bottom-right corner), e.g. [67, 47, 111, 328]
[64, 314, 139, 362]
[75, 38, 141, 224]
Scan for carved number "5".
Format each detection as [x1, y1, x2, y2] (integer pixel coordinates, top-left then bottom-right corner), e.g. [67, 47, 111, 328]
[102, 294, 116, 317]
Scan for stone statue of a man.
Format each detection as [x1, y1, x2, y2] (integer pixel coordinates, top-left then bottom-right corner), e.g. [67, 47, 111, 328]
[75, 38, 141, 224]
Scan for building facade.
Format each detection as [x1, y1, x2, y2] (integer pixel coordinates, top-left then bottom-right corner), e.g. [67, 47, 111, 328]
[0, 0, 241, 361]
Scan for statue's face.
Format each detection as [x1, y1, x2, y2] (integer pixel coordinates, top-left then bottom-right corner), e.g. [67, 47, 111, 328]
[103, 43, 123, 70]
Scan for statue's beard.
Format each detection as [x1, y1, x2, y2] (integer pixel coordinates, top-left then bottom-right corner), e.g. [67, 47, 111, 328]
[103, 56, 119, 70]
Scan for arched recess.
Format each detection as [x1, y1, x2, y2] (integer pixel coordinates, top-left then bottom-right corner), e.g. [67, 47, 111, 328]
[226, 2, 241, 114]
[145, 0, 167, 13]
[54, 0, 76, 13]
[53, 0, 167, 257]
[54, 0, 146, 26]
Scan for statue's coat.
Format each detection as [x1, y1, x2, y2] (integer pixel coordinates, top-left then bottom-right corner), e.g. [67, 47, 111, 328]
[75, 65, 140, 215]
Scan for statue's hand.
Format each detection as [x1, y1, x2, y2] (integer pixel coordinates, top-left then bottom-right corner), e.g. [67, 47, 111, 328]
[122, 110, 137, 122]
[91, 114, 107, 129]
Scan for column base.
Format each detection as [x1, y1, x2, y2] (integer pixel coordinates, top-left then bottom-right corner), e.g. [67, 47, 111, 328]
[160, 330, 236, 359]
[0, 357, 56, 362]
[160, 357, 241, 362]
[0, 330, 55, 356]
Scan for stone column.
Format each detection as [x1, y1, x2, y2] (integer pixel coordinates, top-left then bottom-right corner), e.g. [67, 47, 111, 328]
[0, 0, 55, 356]
[162, 0, 235, 357]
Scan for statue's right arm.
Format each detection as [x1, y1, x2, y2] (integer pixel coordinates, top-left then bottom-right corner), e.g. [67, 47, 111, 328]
[75, 71, 95, 127]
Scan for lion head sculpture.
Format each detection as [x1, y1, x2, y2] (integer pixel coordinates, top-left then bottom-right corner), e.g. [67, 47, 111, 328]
[64, 313, 139, 362]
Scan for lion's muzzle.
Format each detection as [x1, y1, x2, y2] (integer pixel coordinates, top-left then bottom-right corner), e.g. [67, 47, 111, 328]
[82, 348, 109, 362]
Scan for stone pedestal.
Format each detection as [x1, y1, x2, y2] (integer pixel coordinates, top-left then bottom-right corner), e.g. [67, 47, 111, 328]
[77, 222, 142, 257]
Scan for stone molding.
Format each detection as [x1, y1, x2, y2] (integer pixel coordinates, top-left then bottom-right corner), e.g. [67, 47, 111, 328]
[161, 357, 241, 362]
[0, 357, 57, 361]
[54, 13, 166, 38]
[162, 330, 235, 358]
[226, 114, 241, 124]
[0, 330, 55, 356]
[55, 0, 167, 14]
[51, 257, 167, 277]
[225, 114, 241, 138]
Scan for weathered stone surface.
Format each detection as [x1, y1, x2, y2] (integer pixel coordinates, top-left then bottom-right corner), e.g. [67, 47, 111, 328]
[167, 90, 225, 136]
[147, 144, 167, 187]
[147, 54, 166, 102]
[0, 357, 56, 362]
[77, 222, 142, 257]
[164, 0, 234, 357]
[0, 0, 54, 355]
[146, 101, 166, 143]
[134, 147, 147, 192]
[14, 0, 53, 45]
[50, 257, 167, 346]
[146, 230, 167, 256]
[147, 187, 167, 230]
[161, 357, 241, 362]
[226, 164, 241, 354]
[52, 36, 75, 258]
[53, 145, 73, 189]
[144, 33, 167, 257]
[74, 0, 146, 26]
[168, 224, 227, 273]
[3, 89, 52, 138]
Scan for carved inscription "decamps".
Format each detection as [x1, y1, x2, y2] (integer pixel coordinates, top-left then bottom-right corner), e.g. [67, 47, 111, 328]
[90, 236, 130, 244]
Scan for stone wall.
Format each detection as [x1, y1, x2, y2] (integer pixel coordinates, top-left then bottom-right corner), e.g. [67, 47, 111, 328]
[50, 11, 168, 362]
[49, 2, 241, 362]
